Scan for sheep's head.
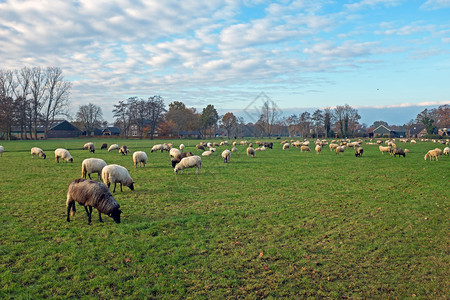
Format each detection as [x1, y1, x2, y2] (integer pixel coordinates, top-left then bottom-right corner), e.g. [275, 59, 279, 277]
[69, 157, 73, 163]
[127, 182, 134, 191]
[109, 209, 122, 223]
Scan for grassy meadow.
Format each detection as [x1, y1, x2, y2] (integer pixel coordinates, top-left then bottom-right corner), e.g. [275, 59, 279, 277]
[0, 137, 448, 299]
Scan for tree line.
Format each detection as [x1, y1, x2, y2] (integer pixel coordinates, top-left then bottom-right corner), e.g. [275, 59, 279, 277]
[0, 67, 71, 140]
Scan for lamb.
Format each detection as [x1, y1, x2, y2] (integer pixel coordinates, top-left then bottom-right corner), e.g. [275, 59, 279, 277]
[133, 151, 148, 168]
[202, 150, 214, 156]
[82, 142, 95, 153]
[66, 178, 122, 224]
[171, 151, 194, 167]
[424, 149, 441, 161]
[231, 146, 238, 152]
[0, 145, 3, 156]
[101, 143, 107, 150]
[391, 148, 406, 158]
[300, 145, 311, 152]
[102, 164, 134, 192]
[315, 144, 322, 154]
[282, 143, 290, 150]
[335, 146, 346, 155]
[209, 147, 217, 152]
[119, 145, 130, 155]
[247, 147, 255, 157]
[222, 149, 231, 163]
[174, 155, 202, 174]
[179, 144, 185, 151]
[31, 147, 46, 159]
[108, 144, 119, 152]
[379, 145, 391, 155]
[82, 158, 107, 180]
[55, 148, 73, 163]
[355, 147, 364, 157]
[443, 147, 450, 156]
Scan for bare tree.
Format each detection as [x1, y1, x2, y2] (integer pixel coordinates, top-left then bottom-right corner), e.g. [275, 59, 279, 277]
[76, 103, 104, 136]
[146, 95, 165, 140]
[256, 100, 280, 137]
[221, 112, 238, 138]
[334, 104, 360, 138]
[285, 114, 299, 137]
[29, 67, 46, 139]
[42, 67, 71, 138]
[113, 99, 131, 138]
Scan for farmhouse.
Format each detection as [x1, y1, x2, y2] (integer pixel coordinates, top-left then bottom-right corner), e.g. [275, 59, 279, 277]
[373, 125, 406, 138]
[46, 120, 83, 138]
[102, 127, 121, 136]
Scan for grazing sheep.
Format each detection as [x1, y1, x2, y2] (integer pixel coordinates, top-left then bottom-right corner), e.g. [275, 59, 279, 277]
[207, 142, 212, 148]
[169, 148, 181, 159]
[282, 143, 290, 150]
[232, 141, 237, 146]
[108, 144, 119, 152]
[119, 145, 130, 155]
[329, 143, 338, 151]
[315, 144, 322, 154]
[133, 151, 148, 168]
[174, 155, 202, 174]
[209, 147, 217, 153]
[231, 146, 238, 152]
[0, 145, 3, 156]
[151, 144, 163, 152]
[213, 142, 220, 147]
[424, 149, 441, 161]
[179, 144, 185, 151]
[391, 148, 406, 158]
[379, 145, 391, 155]
[443, 147, 450, 156]
[404, 149, 410, 153]
[101, 143, 107, 150]
[55, 148, 73, 163]
[162, 143, 171, 152]
[300, 145, 311, 152]
[66, 178, 122, 224]
[202, 150, 214, 156]
[355, 147, 364, 157]
[196, 144, 205, 151]
[171, 151, 194, 168]
[82, 158, 107, 180]
[31, 147, 46, 159]
[335, 146, 346, 155]
[247, 147, 255, 157]
[102, 164, 134, 192]
[434, 148, 443, 156]
[83, 142, 95, 153]
[222, 149, 231, 163]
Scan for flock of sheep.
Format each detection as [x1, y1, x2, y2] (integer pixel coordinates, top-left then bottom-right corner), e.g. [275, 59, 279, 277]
[1, 137, 448, 225]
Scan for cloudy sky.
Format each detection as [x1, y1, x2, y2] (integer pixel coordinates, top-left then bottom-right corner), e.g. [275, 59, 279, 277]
[1, 0, 449, 125]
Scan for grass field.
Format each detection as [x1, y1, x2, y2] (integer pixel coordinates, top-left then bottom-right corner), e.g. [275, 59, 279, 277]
[0, 138, 448, 299]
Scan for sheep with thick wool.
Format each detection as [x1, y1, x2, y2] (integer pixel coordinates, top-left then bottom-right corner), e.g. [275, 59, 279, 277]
[443, 147, 450, 156]
[171, 151, 194, 167]
[83, 142, 95, 153]
[301, 145, 311, 152]
[231, 146, 238, 152]
[0, 145, 3, 156]
[108, 144, 119, 152]
[174, 155, 202, 174]
[202, 150, 214, 156]
[391, 148, 406, 158]
[329, 143, 338, 151]
[282, 143, 290, 150]
[66, 178, 122, 224]
[31, 147, 46, 159]
[222, 149, 231, 163]
[82, 158, 107, 180]
[424, 149, 441, 161]
[247, 147, 255, 157]
[335, 146, 346, 155]
[133, 151, 148, 168]
[179, 144, 185, 151]
[151, 144, 163, 152]
[119, 145, 130, 155]
[55, 148, 73, 163]
[315, 144, 322, 154]
[102, 164, 134, 192]
[355, 147, 364, 157]
[379, 145, 391, 155]
[101, 143, 107, 150]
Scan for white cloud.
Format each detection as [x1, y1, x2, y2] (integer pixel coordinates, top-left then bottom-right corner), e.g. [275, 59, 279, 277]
[420, 0, 450, 10]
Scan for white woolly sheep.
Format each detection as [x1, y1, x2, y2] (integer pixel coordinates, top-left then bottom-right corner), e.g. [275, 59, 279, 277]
[282, 143, 290, 150]
[31, 147, 46, 159]
[443, 147, 450, 155]
[424, 149, 441, 161]
[82, 158, 107, 180]
[151, 144, 163, 152]
[119, 145, 130, 155]
[379, 145, 391, 155]
[55, 148, 73, 163]
[171, 151, 194, 168]
[434, 148, 443, 156]
[162, 143, 171, 152]
[300, 145, 311, 152]
[247, 147, 255, 157]
[355, 147, 363, 157]
[209, 147, 217, 152]
[202, 150, 213, 156]
[232, 141, 237, 146]
[179, 144, 185, 151]
[66, 178, 122, 224]
[222, 149, 231, 163]
[169, 148, 181, 158]
[133, 151, 148, 168]
[335, 146, 346, 155]
[329, 143, 338, 151]
[102, 164, 134, 192]
[174, 155, 202, 174]
[83, 142, 95, 153]
[108, 144, 119, 152]
[0, 145, 3, 156]
[315, 144, 322, 154]
[231, 146, 238, 152]
[207, 142, 212, 148]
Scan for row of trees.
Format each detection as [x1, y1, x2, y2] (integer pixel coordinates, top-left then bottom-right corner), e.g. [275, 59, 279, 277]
[0, 67, 71, 140]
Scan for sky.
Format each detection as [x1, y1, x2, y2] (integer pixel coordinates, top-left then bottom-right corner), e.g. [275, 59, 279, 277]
[1, 0, 449, 126]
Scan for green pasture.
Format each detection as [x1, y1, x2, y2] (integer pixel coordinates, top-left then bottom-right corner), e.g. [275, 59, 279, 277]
[0, 138, 448, 299]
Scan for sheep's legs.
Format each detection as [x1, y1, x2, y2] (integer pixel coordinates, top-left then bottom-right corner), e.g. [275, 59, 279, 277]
[98, 211, 103, 223]
[66, 202, 75, 222]
[120, 183, 123, 192]
[87, 206, 93, 224]
[112, 183, 116, 193]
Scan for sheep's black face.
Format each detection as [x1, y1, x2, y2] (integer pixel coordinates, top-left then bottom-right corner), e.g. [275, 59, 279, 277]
[110, 209, 122, 223]
[43, 154, 46, 159]
[69, 158, 73, 163]
[128, 183, 134, 191]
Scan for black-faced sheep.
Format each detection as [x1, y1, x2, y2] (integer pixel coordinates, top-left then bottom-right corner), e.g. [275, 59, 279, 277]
[66, 178, 122, 224]
[101, 143, 107, 150]
[444, 147, 450, 156]
[55, 148, 73, 163]
[247, 147, 255, 157]
[196, 144, 205, 151]
[133, 151, 148, 168]
[222, 149, 231, 163]
[301, 145, 311, 152]
[424, 149, 441, 161]
[171, 151, 194, 168]
[82, 158, 107, 180]
[355, 147, 363, 157]
[391, 148, 406, 158]
[108, 144, 119, 152]
[174, 155, 202, 174]
[83, 142, 95, 153]
[315, 144, 322, 154]
[119, 145, 130, 155]
[102, 164, 134, 192]
[335, 146, 346, 155]
[31, 147, 46, 159]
